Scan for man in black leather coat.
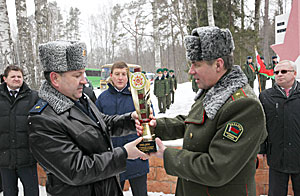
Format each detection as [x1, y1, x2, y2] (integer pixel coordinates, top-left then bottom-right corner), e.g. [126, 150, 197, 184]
[28, 41, 147, 196]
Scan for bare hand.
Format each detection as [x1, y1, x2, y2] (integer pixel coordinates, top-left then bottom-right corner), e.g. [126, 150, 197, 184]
[124, 137, 149, 160]
[150, 138, 166, 159]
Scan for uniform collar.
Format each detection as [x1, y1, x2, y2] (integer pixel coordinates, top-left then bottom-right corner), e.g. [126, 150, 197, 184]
[195, 65, 248, 120]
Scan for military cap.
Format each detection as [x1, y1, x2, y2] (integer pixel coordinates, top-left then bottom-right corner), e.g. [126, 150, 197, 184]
[184, 26, 234, 61]
[39, 40, 87, 72]
[247, 56, 252, 59]
[169, 69, 174, 73]
[156, 68, 163, 73]
[272, 56, 277, 59]
[260, 56, 264, 60]
[163, 68, 169, 72]
[141, 71, 146, 74]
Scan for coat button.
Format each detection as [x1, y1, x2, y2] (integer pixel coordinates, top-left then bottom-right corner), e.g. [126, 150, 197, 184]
[107, 147, 111, 151]
[190, 133, 193, 139]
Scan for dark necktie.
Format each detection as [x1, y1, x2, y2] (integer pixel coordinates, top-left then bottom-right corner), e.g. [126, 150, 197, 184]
[10, 90, 17, 102]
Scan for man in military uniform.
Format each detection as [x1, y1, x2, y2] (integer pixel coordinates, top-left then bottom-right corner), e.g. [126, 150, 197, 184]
[136, 26, 267, 196]
[169, 70, 177, 104]
[154, 68, 167, 114]
[163, 68, 171, 109]
[244, 56, 257, 88]
[258, 56, 268, 92]
[269, 56, 278, 87]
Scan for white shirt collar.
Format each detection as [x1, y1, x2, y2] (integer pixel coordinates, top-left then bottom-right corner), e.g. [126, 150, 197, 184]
[7, 86, 20, 96]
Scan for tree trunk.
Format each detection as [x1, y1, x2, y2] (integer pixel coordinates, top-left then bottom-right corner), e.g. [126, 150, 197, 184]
[194, 0, 200, 27]
[277, 0, 283, 14]
[207, 0, 215, 26]
[0, 0, 15, 70]
[254, 0, 261, 35]
[15, 0, 37, 89]
[241, 0, 245, 30]
[151, 0, 161, 68]
[263, 0, 270, 62]
[34, 0, 48, 88]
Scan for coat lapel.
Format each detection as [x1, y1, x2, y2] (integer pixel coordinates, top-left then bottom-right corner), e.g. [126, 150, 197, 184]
[69, 106, 98, 127]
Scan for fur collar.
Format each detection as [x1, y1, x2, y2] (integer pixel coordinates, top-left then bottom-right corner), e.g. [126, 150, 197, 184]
[194, 65, 248, 120]
[39, 81, 74, 114]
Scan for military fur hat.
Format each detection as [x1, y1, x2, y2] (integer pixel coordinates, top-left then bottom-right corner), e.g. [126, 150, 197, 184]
[39, 40, 87, 72]
[184, 26, 235, 61]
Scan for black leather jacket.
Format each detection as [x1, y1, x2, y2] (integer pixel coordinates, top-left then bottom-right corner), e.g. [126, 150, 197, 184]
[28, 97, 135, 196]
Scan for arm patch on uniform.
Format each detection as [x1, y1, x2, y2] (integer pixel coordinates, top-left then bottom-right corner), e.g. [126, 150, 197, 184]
[223, 122, 243, 142]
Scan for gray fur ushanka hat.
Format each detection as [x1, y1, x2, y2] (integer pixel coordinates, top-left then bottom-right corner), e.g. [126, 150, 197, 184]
[184, 26, 235, 61]
[39, 40, 87, 72]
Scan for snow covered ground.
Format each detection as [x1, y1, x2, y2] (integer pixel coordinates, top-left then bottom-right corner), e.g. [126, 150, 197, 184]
[1, 78, 273, 196]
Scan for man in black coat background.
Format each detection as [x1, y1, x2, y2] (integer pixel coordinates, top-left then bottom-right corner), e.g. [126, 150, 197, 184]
[0, 65, 39, 196]
[259, 60, 300, 196]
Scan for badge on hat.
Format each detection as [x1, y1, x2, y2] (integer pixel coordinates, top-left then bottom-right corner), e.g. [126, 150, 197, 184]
[223, 122, 243, 142]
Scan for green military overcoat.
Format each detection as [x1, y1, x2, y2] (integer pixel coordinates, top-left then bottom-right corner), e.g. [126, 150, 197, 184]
[244, 62, 257, 82]
[154, 65, 267, 196]
[154, 76, 168, 97]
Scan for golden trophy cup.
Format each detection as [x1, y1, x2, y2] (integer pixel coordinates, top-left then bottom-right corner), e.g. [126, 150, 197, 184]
[130, 71, 157, 153]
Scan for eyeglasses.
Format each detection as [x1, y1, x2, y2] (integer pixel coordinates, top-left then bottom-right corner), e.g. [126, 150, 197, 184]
[274, 70, 294, 75]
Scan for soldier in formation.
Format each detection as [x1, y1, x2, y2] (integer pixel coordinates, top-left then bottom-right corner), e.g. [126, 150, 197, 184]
[243, 56, 257, 88]
[169, 70, 177, 104]
[154, 68, 168, 114]
[162, 68, 171, 109]
[269, 56, 278, 87]
[258, 56, 268, 92]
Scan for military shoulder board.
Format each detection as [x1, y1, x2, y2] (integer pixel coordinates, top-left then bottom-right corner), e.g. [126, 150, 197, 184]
[231, 88, 247, 101]
[30, 99, 48, 114]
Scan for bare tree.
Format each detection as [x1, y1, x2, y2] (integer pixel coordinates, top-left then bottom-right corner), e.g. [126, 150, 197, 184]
[120, 0, 150, 64]
[0, 0, 15, 71]
[254, 0, 261, 36]
[34, 0, 48, 87]
[207, 0, 215, 26]
[15, 0, 37, 89]
[151, 0, 161, 68]
[48, 2, 65, 41]
[263, 0, 270, 62]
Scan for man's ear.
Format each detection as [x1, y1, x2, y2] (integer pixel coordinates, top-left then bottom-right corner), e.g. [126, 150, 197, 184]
[50, 72, 61, 88]
[215, 58, 225, 72]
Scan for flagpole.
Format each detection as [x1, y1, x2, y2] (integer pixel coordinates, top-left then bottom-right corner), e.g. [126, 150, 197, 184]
[258, 74, 262, 93]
